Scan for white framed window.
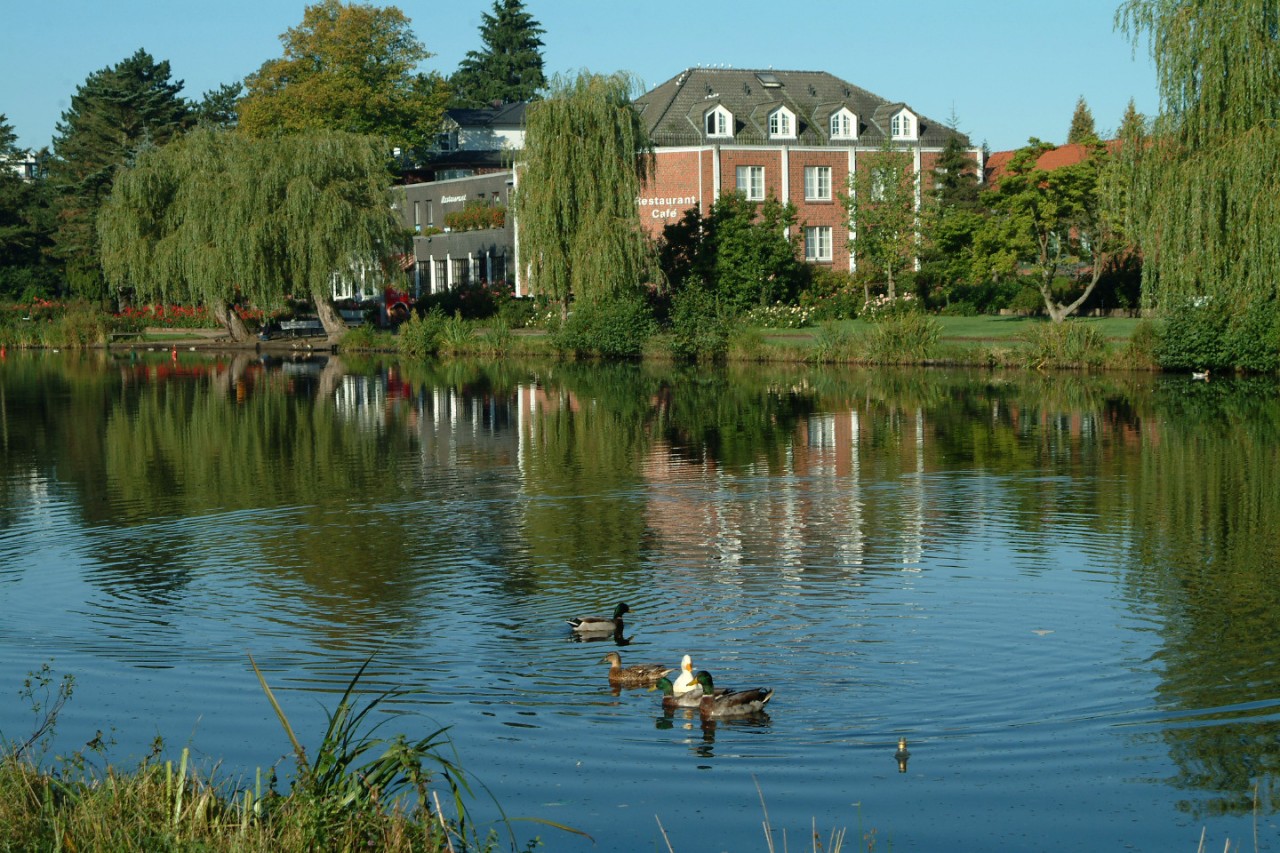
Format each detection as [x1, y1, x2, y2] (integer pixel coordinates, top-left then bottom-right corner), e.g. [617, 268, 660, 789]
[804, 166, 832, 201]
[705, 106, 733, 138]
[890, 109, 917, 140]
[768, 107, 795, 138]
[805, 226, 833, 262]
[736, 165, 765, 201]
[829, 109, 856, 140]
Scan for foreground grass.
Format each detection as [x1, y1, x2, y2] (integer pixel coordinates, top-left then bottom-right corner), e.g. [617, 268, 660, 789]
[0, 660, 555, 853]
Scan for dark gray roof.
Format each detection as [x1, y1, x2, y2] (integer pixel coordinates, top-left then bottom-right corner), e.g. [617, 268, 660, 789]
[444, 102, 528, 131]
[635, 69, 966, 148]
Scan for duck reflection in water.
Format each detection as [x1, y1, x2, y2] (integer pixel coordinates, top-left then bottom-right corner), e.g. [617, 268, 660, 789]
[655, 708, 772, 756]
[568, 625, 631, 646]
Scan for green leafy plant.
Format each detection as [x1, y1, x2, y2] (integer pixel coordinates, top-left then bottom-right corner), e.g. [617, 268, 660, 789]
[668, 284, 731, 362]
[553, 294, 654, 359]
[396, 308, 445, 360]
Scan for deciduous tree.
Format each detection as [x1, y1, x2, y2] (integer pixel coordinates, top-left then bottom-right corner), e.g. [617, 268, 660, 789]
[515, 72, 653, 315]
[973, 138, 1122, 323]
[450, 0, 546, 107]
[100, 128, 404, 342]
[46, 49, 192, 302]
[704, 193, 802, 312]
[844, 142, 918, 302]
[1116, 0, 1280, 340]
[238, 0, 448, 154]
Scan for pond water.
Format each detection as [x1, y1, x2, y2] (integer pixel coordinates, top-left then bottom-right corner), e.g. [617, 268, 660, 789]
[1, 350, 1279, 852]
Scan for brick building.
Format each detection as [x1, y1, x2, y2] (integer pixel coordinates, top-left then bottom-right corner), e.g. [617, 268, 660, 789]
[634, 68, 982, 272]
[388, 69, 982, 301]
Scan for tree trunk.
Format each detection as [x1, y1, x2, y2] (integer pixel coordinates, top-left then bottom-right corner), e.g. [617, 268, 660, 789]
[314, 294, 347, 344]
[1042, 259, 1106, 324]
[211, 300, 252, 342]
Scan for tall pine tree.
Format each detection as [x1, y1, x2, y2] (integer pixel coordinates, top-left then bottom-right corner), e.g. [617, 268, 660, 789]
[1067, 96, 1098, 144]
[47, 49, 191, 302]
[450, 0, 546, 107]
[0, 116, 56, 300]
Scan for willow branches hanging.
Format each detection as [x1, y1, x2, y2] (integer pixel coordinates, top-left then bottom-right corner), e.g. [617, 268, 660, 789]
[1116, 0, 1280, 310]
[100, 128, 402, 338]
[515, 71, 655, 311]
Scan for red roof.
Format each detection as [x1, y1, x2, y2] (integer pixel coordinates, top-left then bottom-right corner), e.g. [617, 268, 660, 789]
[985, 140, 1120, 186]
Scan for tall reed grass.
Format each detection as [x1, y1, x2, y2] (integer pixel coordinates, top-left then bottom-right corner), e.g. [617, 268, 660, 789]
[0, 659, 579, 852]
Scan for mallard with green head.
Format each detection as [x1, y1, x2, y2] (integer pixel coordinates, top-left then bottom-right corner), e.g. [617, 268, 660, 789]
[567, 602, 630, 634]
[692, 670, 772, 717]
[654, 672, 729, 708]
[600, 651, 673, 685]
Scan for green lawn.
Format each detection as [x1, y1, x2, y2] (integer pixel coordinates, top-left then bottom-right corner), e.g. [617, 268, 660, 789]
[758, 315, 1140, 346]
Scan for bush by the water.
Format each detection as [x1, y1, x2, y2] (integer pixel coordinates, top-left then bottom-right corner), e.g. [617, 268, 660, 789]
[668, 285, 732, 362]
[1154, 298, 1280, 373]
[1019, 320, 1108, 369]
[396, 309, 445, 360]
[553, 295, 654, 358]
[858, 311, 942, 363]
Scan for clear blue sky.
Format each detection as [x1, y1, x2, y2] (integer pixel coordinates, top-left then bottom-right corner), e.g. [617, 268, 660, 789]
[2, 0, 1157, 154]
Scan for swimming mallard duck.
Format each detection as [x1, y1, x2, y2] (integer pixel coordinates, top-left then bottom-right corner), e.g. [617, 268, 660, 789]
[671, 654, 697, 695]
[600, 651, 672, 685]
[653, 672, 729, 708]
[692, 670, 772, 717]
[567, 602, 630, 634]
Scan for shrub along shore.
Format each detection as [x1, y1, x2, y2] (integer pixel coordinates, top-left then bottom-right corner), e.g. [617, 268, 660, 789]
[0, 301, 1163, 373]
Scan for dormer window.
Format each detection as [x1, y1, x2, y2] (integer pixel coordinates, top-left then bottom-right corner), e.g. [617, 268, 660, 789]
[705, 105, 734, 138]
[829, 108, 857, 140]
[768, 106, 796, 139]
[890, 109, 918, 141]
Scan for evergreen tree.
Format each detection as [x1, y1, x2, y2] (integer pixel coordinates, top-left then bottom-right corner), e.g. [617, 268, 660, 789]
[47, 49, 191, 302]
[918, 132, 984, 306]
[195, 81, 243, 128]
[238, 0, 449, 153]
[450, 0, 546, 107]
[0, 116, 57, 300]
[100, 128, 404, 342]
[1117, 0, 1280, 365]
[515, 72, 652, 315]
[1067, 96, 1098, 144]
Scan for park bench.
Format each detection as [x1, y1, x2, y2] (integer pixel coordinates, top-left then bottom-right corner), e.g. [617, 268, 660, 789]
[107, 330, 145, 343]
[277, 319, 325, 337]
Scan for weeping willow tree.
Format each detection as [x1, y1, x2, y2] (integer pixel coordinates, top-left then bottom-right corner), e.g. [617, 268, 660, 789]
[100, 128, 403, 342]
[1117, 0, 1280, 368]
[515, 72, 655, 316]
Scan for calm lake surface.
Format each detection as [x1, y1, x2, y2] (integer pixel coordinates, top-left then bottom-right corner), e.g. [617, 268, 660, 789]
[2, 349, 1279, 852]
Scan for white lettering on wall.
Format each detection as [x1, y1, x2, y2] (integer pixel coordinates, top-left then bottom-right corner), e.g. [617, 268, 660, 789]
[441, 194, 469, 204]
[635, 195, 697, 207]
